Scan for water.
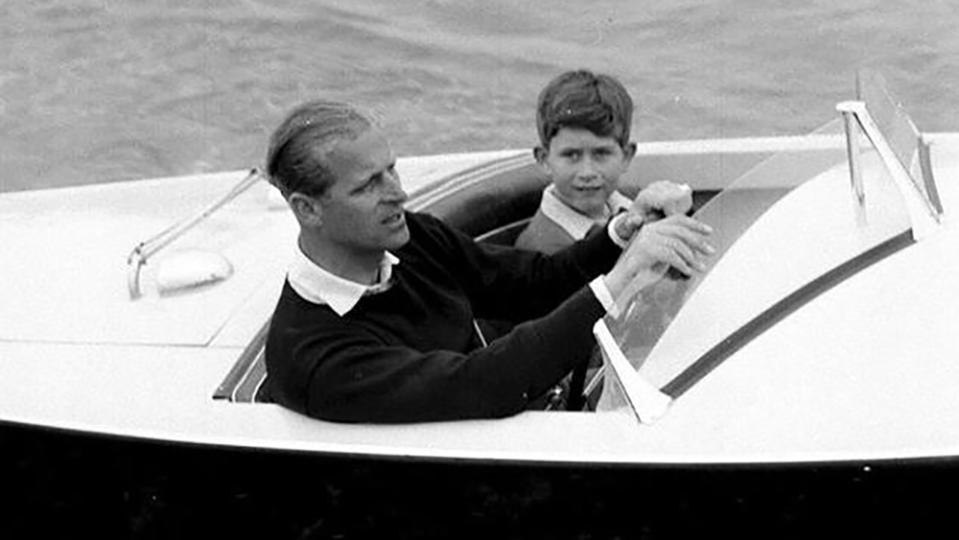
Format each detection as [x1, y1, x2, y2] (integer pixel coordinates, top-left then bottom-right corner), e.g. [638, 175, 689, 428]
[4, 2, 959, 536]
[2, 0, 959, 192]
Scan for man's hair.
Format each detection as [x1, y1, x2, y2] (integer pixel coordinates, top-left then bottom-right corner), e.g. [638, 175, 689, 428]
[265, 100, 373, 198]
[536, 70, 633, 149]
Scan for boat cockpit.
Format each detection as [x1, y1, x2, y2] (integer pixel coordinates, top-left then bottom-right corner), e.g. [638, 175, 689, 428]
[125, 71, 945, 425]
[207, 146, 723, 408]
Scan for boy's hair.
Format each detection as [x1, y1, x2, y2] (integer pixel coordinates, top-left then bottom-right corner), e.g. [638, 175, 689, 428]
[266, 100, 374, 198]
[536, 70, 633, 149]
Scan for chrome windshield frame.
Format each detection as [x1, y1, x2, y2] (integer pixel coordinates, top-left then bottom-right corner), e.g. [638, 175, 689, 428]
[836, 100, 944, 239]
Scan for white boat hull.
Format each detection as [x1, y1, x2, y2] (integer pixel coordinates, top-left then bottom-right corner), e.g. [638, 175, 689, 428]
[3, 135, 959, 466]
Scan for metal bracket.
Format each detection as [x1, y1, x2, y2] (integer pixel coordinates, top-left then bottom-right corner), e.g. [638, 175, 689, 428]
[835, 101, 943, 239]
[838, 105, 868, 226]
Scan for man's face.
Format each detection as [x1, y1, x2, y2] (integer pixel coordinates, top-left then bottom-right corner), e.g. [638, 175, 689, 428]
[537, 127, 636, 219]
[317, 128, 410, 257]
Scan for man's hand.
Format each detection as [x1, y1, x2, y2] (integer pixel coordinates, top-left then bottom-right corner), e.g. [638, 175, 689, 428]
[614, 181, 694, 243]
[604, 214, 714, 300]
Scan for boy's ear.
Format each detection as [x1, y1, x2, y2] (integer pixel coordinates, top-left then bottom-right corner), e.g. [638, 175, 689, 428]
[623, 141, 637, 163]
[289, 192, 324, 227]
[533, 146, 549, 169]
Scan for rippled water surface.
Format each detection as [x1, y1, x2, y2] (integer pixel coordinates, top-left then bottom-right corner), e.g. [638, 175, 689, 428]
[3, 0, 959, 191]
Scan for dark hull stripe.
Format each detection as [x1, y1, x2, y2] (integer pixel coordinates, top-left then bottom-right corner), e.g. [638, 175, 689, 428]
[662, 229, 915, 398]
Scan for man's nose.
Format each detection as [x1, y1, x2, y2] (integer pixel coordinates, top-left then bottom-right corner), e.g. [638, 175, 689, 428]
[383, 169, 408, 202]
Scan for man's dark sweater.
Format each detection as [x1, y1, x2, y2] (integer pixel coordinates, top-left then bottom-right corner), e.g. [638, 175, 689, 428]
[265, 211, 621, 423]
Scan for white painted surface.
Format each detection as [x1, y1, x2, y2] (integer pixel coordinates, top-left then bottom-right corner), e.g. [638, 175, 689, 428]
[0, 151, 518, 346]
[0, 137, 957, 465]
[0, 171, 295, 345]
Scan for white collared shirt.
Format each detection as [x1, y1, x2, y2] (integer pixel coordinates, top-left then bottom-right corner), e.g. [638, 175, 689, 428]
[540, 184, 633, 241]
[288, 246, 400, 316]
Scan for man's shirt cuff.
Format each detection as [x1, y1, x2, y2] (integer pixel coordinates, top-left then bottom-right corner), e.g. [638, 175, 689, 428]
[589, 276, 621, 319]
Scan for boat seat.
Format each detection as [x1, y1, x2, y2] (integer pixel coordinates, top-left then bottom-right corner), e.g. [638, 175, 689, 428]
[214, 158, 551, 403]
[425, 160, 550, 243]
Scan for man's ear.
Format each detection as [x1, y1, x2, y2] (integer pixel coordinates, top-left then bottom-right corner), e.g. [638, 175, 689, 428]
[288, 192, 324, 227]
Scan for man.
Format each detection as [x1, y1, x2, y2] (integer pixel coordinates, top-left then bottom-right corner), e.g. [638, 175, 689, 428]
[264, 100, 712, 423]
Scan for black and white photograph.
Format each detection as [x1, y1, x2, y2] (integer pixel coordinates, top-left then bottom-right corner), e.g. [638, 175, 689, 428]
[2, 1, 958, 537]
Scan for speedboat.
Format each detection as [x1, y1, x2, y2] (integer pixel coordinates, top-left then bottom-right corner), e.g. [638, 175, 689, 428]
[1, 71, 956, 469]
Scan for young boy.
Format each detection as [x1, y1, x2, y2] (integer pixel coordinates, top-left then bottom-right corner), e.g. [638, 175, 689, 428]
[518, 68, 690, 253]
[516, 69, 693, 409]
[516, 69, 638, 254]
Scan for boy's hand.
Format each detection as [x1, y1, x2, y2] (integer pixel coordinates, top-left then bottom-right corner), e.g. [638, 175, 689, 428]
[633, 181, 693, 221]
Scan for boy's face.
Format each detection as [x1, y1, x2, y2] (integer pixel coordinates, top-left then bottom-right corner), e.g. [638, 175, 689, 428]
[535, 127, 636, 219]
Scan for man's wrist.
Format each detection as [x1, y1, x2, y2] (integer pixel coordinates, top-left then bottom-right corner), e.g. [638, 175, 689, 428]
[589, 276, 621, 319]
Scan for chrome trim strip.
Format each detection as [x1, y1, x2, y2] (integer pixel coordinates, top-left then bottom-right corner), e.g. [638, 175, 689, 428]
[213, 320, 270, 401]
[918, 135, 945, 216]
[408, 152, 534, 211]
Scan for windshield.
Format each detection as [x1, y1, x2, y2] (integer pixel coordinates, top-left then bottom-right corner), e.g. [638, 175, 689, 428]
[597, 74, 924, 417]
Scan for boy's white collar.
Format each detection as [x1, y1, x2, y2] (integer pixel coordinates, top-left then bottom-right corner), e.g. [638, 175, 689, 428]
[540, 185, 632, 240]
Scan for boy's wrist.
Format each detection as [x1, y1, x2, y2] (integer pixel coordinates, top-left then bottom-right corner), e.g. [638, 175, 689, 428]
[610, 212, 644, 247]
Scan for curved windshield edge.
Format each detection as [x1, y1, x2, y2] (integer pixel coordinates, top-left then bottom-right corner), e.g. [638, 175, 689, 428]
[603, 119, 849, 382]
[596, 75, 924, 419]
[661, 230, 913, 398]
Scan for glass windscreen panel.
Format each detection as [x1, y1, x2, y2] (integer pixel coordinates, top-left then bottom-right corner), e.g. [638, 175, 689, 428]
[858, 69, 943, 216]
[858, 70, 923, 183]
[599, 89, 918, 413]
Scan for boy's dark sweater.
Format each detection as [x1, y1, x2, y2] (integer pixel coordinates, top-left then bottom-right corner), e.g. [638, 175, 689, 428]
[265, 211, 621, 423]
